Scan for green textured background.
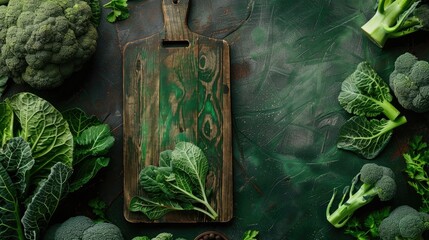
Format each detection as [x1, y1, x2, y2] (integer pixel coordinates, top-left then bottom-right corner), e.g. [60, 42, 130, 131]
[3, 0, 429, 239]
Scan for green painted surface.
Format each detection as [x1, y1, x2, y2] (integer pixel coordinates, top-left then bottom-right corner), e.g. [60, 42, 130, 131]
[3, 0, 429, 239]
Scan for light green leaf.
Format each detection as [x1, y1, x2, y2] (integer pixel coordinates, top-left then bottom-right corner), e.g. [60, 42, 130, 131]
[9, 92, 73, 178]
[337, 116, 407, 159]
[0, 163, 23, 240]
[0, 101, 13, 146]
[0, 137, 35, 195]
[171, 142, 208, 187]
[21, 162, 73, 240]
[129, 196, 192, 220]
[74, 124, 115, 160]
[152, 233, 173, 240]
[338, 62, 399, 120]
[69, 157, 109, 192]
[62, 108, 101, 137]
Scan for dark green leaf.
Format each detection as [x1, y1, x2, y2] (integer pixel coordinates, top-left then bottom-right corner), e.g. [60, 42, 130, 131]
[9, 93, 73, 178]
[21, 162, 73, 240]
[62, 108, 100, 137]
[69, 157, 109, 192]
[0, 163, 22, 240]
[159, 150, 172, 168]
[0, 137, 35, 195]
[337, 116, 406, 159]
[129, 196, 192, 220]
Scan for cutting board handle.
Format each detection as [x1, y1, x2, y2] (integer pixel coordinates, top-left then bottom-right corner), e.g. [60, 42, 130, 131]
[162, 0, 191, 41]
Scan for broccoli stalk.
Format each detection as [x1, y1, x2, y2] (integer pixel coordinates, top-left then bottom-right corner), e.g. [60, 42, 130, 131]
[361, 0, 427, 48]
[326, 163, 397, 228]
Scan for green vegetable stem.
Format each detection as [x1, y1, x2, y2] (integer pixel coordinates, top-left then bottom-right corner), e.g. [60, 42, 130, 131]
[361, 0, 429, 48]
[326, 163, 396, 228]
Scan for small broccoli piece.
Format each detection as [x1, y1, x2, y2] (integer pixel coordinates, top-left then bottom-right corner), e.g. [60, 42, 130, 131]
[361, 0, 429, 48]
[53, 215, 95, 240]
[390, 52, 429, 113]
[379, 205, 429, 240]
[326, 163, 397, 228]
[82, 222, 124, 240]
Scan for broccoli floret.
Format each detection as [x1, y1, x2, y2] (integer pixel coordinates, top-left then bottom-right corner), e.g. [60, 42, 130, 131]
[379, 205, 429, 240]
[52, 215, 95, 240]
[390, 52, 429, 113]
[361, 0, 429, 48]
[0, 0, 99, 89]
[326, 163, 397, 228]
[82, 222, 124, 240]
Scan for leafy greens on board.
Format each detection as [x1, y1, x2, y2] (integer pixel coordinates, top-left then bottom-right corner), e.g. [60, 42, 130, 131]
[0, 92, 115, 239]
[130, 142, 218, 220]
[337, 62, 407, 159]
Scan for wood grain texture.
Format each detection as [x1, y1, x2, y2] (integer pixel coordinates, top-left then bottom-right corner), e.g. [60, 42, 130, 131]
[123, 0, 232, 223]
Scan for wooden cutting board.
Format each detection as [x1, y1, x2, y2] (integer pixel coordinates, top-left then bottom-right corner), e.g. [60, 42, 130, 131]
[123, 0, 232, 223]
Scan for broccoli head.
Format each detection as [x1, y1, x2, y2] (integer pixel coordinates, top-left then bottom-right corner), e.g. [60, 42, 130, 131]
[379, 205, 429, 240]
[326, 163, 397, 228]
[361, 0, 429, 48]
[0, 0, 98, 89]
[43, 216, 124, 240]
[389, 52, 429, 113]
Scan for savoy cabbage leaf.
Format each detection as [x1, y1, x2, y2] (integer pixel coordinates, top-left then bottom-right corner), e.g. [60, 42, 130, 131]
[338, 62, 400, 121]
[0, 137, 35, 195]
[9, 93, 73, 178]
[337, 116, 407, 159]
[0, 162, 22, 240]
[21, 162, 73, 240]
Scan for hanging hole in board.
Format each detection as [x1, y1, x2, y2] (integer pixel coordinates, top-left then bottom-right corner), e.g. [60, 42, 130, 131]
[173, 0, 179, 4]
[162, 40, 190, 48]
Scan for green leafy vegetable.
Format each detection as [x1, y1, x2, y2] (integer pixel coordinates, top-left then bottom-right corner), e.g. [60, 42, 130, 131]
[338, 62, 400, 121]
[103, 0, 130, 23]
[0, 137, 35, 195]
[21, 162, 73, 240]
[0, 161, 23, 240]
[403, 136, 429, 212]
[62, 108, 114, 192]
[243, 230, 259, 240]
[337, 62, 407, 159]
[0, 93, 115, 239]
[9, 92, 73, 178]
[337, 116, 407, 159]
[62, 108, 101, 137]
[130, 142, 218, 220]
[88, 197, 108, 222]
[344, 207, 391, 240]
